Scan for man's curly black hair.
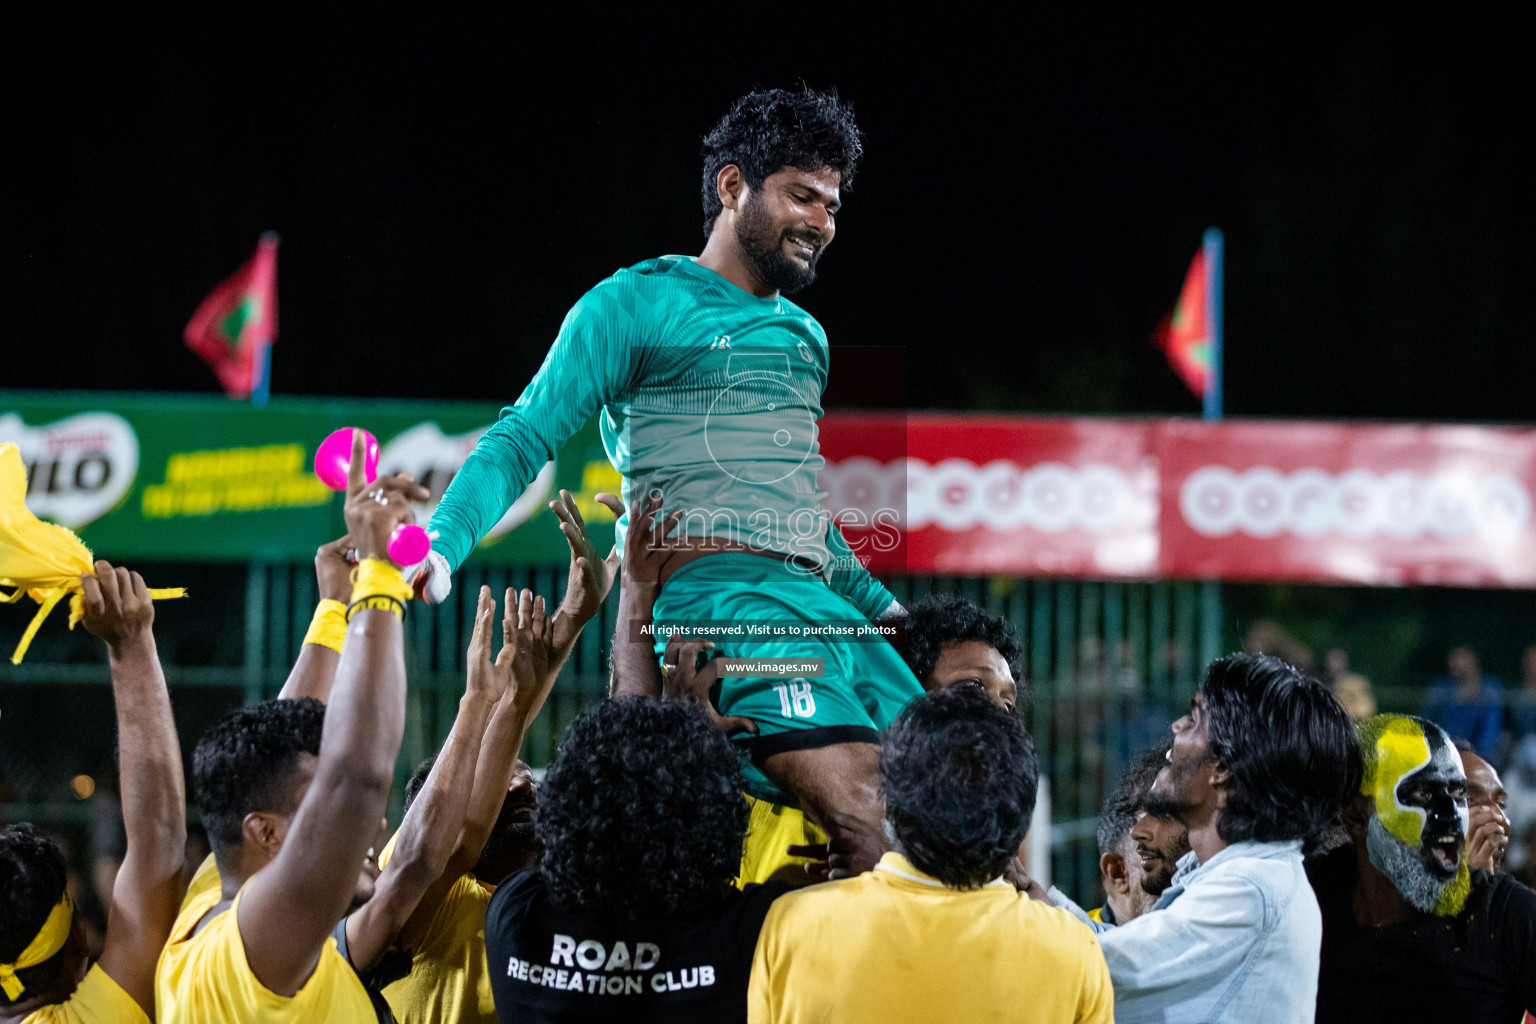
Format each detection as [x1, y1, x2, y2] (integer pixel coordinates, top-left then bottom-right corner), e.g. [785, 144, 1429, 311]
[192, 697, 326, 857]
[904, 595, 1024, 689]
[881, 686, 1038, 889]
[1097, 746, 1168, 858]
[700, 86, 863, 239]
[535, 697, 747, 921]
[1201, 654, 1362, 854]
[0, 823, 71, 1007]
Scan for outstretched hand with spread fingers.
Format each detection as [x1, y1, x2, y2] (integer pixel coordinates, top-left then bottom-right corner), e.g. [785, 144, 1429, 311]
[550, 489, 622, 649]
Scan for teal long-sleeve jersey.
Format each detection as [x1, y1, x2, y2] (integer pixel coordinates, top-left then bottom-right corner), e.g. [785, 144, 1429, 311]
[427, 254, 898, 622]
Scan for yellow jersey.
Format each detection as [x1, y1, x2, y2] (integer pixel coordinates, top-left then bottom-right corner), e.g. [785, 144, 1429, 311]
[181, 853, 220, 911]
[20, 964, 148, 1024]
[373, 833, 496, 1024]
[379, 871, 496, 1024]
[748, 852, 1113, 1024]
[738, 794, 827, 889]
[156, 875, 375, 1024]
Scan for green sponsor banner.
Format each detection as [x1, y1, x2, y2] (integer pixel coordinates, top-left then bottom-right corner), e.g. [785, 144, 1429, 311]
[0, 391, 617, 564]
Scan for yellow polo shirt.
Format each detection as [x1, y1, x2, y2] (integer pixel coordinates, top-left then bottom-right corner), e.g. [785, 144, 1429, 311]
[156, 877, 375, 1024]
[20, 964, 148, 1024]
[748, 852, 1113, 1024]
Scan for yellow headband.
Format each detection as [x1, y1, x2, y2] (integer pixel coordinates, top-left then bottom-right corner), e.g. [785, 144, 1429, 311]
[0, 889, 73, 1000]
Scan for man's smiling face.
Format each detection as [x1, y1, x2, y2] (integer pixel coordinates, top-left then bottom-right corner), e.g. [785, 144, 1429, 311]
[733, 166, 841, 295]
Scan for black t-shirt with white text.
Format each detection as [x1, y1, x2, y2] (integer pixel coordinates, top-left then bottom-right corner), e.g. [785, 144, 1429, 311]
[1308, 846, 1536, 1023]
[484, 869, 787, 1023]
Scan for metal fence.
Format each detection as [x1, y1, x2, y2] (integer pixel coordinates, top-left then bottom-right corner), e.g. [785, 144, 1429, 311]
[1, 560, 1222, 907]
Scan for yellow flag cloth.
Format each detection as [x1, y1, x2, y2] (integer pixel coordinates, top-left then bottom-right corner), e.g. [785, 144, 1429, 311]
[0, 442, 185, 663]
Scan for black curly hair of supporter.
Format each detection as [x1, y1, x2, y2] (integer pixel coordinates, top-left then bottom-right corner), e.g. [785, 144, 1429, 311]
[0, 823, 71, 1007]
[192, 697, 326, 856]
[1202, 654, 1362, 854]
[1096, 746, 1169, 858]
[881, 686, 1038, 889]
[903, 595, 1024, 695]
[535, 697, 748, 920]
[700, 86, 863, 239]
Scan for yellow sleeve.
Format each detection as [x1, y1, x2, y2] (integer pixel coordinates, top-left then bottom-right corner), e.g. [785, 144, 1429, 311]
[22, 963, 151, 1024]
[746, 901, 780, 1024]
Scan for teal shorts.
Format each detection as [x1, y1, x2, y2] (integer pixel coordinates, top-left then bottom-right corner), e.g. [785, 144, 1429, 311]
[651, 552, 923, 803]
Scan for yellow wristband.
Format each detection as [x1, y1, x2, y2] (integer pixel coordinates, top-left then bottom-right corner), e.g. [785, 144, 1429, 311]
[347, 595, 406, 621]
[350, 557, 413, 606]
[302, 599, 348, 653]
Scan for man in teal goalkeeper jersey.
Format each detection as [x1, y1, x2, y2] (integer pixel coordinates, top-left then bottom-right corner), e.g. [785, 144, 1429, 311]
[420, 87, 921, 875]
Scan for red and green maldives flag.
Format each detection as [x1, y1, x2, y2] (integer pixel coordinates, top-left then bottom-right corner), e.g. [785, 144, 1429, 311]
[184, 233, 278, 402]
[1155, 229, 1224, 421]
[1156, 246, 1212, 397]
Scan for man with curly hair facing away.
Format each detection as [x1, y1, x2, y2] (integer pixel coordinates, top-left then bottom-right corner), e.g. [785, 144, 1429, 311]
[748, 686, 1111, 1024]
[424, 87, 923, 882]
[484, 698, 790, 1023]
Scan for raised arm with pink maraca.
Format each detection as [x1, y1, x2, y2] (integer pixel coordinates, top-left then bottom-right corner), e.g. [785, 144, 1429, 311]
[314, 427, 435, 566]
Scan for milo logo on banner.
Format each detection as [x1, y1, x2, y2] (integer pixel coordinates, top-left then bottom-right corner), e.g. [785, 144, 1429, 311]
[0, 411, 139, 529]
[380, 422, 556, 542]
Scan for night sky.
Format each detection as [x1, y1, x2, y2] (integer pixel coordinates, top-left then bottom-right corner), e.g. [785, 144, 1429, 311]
[6, 15, 1534, 424]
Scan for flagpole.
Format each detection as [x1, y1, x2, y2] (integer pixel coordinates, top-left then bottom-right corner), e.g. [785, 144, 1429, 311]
[251, 231, 279, 409]
[1199, 226, 1225, 685]
[251, 340, 272, 408]
[1202, 227, 1224, 423]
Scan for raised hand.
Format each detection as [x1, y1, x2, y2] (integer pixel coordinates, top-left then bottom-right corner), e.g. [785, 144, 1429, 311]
[550, 489, 621, 635]
[509, 588, 552, 713]
[623, 493, 683, 589]
[80, 560, 155, 653]
[1466, 804, 1511, 873]
[314, 534, 357, 602]
[466, 586, 515, 705]
[342, 429, 430, 563]
[660, 634, 757, 736]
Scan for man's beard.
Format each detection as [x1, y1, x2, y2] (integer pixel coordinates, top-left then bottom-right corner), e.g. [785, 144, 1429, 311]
[476, 819, 540, 878]
[736, 194, 820, 295]
[1137, 833, 1188, 897]
[1365, 815, 1469, 916]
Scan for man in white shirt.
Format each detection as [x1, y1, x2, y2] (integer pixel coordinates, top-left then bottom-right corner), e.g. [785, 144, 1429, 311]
[1094, 654, 1361, 1024]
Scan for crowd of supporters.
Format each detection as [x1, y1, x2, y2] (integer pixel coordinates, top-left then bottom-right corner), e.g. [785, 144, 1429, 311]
[5, 442, 1536, 1022]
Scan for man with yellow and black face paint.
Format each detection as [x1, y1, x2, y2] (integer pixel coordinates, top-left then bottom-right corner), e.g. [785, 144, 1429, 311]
[1360, 714, 1472, 915]
[1308, 714, 1536, 1023]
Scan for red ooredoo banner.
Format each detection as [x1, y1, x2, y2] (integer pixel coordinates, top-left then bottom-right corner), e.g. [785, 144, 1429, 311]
[818, 413, 1536, 588]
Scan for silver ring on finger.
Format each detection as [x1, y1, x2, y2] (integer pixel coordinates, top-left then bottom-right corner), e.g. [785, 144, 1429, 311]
[661, 662, 677, 676]
[370, 488, 388, 506]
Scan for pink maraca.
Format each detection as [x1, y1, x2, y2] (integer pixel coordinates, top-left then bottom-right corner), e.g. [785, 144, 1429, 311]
[315, 427, 380, 491]
[388, 523, 434, 566]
